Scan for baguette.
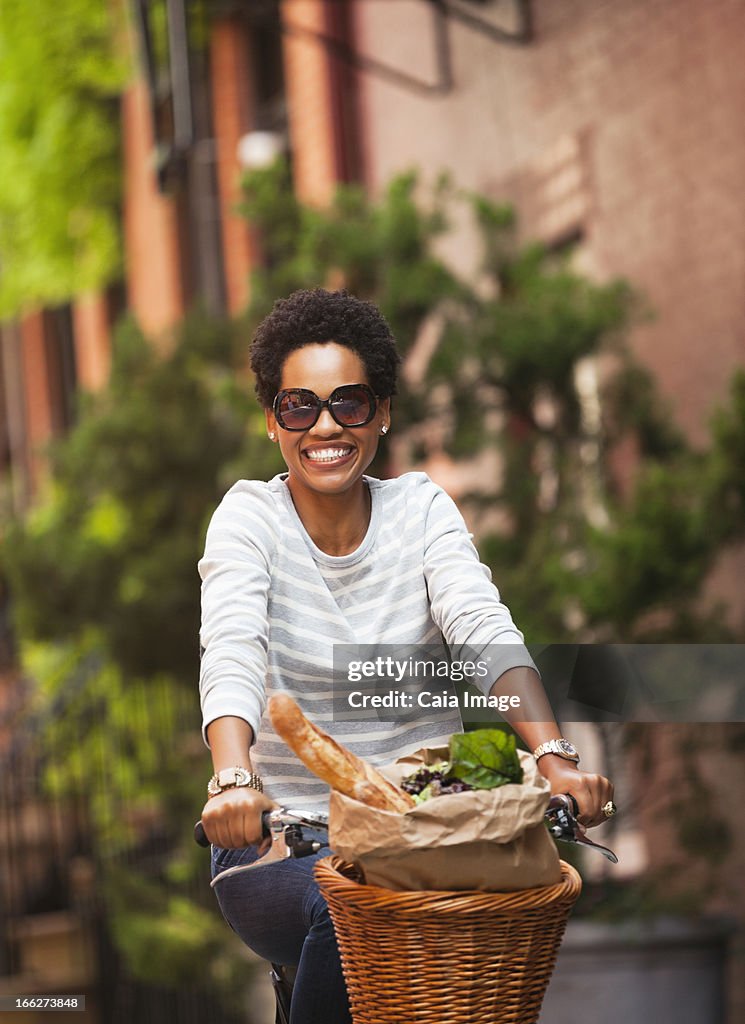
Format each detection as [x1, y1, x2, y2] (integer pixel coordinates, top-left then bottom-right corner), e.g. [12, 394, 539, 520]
[267, 693, 414, 813]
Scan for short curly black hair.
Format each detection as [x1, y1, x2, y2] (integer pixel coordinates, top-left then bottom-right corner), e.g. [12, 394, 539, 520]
[250, 288, 401, 408]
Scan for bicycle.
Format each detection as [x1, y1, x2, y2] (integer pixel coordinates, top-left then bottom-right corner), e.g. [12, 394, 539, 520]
[195, 799, 616, 1024]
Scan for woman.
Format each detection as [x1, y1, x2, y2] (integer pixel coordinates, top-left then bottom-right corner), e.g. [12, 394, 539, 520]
[199, 288, 613, 1024]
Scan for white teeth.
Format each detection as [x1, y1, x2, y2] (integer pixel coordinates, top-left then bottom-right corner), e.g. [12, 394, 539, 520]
[305, 447, 353, 462]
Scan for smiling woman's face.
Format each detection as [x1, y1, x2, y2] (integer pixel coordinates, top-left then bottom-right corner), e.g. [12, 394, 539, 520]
[265, 342, 390, 501]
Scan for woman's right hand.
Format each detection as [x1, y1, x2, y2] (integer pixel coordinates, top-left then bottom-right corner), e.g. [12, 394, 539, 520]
[200, 786, 279, 851]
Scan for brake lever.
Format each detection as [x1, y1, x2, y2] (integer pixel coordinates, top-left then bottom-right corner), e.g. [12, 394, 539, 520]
[545, 794, 619, 863]
[276, 810, 330, 858]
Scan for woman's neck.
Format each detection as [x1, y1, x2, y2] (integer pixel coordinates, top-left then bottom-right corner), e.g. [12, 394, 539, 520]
[286, 478, 371, 556]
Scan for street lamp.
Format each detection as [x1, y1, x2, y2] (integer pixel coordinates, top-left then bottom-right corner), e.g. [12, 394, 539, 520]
[236, 130, 286, 171]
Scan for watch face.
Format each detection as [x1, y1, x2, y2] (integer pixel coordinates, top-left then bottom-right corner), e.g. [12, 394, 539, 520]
[559, 740, 578, 757]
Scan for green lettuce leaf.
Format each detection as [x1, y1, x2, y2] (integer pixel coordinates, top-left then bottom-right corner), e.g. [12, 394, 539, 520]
[448, 729, 524, 789]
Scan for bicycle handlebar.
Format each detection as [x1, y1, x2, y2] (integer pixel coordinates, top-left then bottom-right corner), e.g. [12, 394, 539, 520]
[194, 795, 617, 863]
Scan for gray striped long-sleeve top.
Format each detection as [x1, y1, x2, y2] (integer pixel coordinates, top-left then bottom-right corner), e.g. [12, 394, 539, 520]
[198, 471, 536, 814]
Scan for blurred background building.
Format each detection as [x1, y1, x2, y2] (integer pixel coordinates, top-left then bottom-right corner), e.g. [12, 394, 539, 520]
[0, 1, 743, 1021]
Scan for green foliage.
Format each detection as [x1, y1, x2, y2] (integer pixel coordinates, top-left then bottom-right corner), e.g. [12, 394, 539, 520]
[22, 630, 252, 1006]
[238, 162, 466, 354]
[579, 460, 713, 632]
[2, 312, 280, 1001]
[449, 729, 524, 789]
[603, 360, 687, 460]
[0, 0, 127, 315]
[473, 252, 634, 417]
[574, 370, 745, 639]
[105, 864, 253, 1010]
[16, 625, 257, 1006]
[23, 633, 196, 844]
[4, 313, 282, 679]
[709, 369, 745, 534]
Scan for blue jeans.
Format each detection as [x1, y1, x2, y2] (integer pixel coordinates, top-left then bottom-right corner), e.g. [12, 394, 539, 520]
[210, 833, 352, 1024]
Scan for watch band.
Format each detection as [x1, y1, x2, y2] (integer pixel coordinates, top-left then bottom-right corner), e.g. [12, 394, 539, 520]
[532, 738, 580, 764]
[207, 766, 264, 798]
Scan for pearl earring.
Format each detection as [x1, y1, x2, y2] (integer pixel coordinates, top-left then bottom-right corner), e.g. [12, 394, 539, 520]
[380, 424, 389, 435]
[269, 432, 276, 441]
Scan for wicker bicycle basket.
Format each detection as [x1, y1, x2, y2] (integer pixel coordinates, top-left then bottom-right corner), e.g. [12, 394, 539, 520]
[314, 855, 581, 1024]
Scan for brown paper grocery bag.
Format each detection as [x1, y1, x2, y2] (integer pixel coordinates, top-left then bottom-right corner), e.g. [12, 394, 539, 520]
[328, 747, 561, 892]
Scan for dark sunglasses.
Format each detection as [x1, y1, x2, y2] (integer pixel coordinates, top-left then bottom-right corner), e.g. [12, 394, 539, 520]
[273, 383, 379, 431]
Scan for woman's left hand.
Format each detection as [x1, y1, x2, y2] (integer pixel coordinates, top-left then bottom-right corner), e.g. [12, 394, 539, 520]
[536, 756, 615, 828]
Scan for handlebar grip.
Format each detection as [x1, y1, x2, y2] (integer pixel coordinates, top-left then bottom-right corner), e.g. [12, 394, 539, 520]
[193, 810, 273, 848]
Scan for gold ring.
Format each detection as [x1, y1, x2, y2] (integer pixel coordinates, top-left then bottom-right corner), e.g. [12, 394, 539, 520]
[602, 800, 617, 818]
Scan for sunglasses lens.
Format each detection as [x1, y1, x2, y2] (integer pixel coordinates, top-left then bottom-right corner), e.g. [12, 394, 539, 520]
[331, 386, 375, 425]
[277, 391, 318, 429]
[275, 385, 377, 430]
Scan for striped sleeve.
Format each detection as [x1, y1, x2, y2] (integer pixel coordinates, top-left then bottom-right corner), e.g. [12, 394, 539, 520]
[198, 481, 279, 746]
[421, 480, 537, 690]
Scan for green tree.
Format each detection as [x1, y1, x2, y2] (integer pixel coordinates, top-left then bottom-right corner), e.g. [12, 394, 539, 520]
[5, 314, 281, 679]
[0, 0, 126, 316]
[2, 314, 281, 1009]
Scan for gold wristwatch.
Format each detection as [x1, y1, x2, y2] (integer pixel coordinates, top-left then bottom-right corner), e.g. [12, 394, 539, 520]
[207, 765, 264, 798]
[532, 739, 580, 764]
